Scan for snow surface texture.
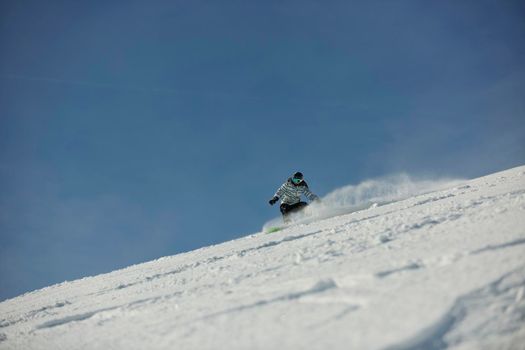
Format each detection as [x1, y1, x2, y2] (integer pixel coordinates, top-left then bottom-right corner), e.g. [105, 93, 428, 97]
[1, 166, 525, 350]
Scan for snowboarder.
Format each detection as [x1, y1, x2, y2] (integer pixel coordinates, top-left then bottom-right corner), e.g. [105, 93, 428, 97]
[269, 172, 319, 223]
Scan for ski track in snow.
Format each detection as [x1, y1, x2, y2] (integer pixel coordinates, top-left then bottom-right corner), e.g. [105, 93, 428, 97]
[385, 266, 525, 350]
[1, 166, 525, 349]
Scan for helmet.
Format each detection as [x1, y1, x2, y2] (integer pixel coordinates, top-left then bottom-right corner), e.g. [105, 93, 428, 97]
[292, 172, 303, 180]
[291, 172, 304, 184]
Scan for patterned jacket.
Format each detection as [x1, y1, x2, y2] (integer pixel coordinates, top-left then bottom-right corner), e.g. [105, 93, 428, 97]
[274, 178, 319, 205]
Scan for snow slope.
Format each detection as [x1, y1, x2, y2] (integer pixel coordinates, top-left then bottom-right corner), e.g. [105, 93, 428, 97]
[1, 166, 525, 350]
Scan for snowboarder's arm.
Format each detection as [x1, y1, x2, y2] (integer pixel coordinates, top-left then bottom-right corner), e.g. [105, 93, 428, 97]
[274, 183, 287, 199]
[301, 186, 319, 202]
[269, 183, 286, 205]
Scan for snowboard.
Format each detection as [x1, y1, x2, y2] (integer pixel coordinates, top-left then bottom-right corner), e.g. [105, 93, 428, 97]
[266, 226, 282, 233]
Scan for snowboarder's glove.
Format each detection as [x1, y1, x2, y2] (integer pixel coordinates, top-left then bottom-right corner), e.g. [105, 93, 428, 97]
[269, 196, 279, 206]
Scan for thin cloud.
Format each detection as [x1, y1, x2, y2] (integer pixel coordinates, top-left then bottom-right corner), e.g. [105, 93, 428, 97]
[2, 74, 190, 96]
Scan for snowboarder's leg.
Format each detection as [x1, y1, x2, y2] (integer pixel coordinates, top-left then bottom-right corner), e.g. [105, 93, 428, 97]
[280, 203, 292, 223]
[280, 202, 308, 223]
[290, 202, 308, 212]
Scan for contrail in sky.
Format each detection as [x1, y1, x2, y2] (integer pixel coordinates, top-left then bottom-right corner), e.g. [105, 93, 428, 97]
[1, 74, 192, 96]
[1, 73, 367, 108]
[1, 73, 277, 102]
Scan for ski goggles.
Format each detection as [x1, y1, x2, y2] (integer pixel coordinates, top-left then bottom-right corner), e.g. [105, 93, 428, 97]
[292, 177, 303, 184]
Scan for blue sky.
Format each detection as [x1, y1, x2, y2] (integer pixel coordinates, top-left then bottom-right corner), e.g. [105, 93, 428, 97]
[1, 0, 524, 301]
